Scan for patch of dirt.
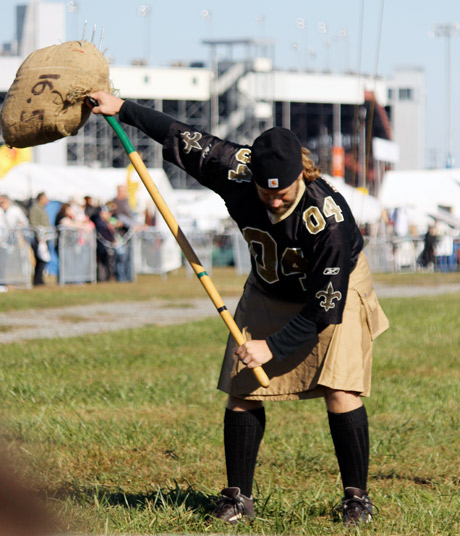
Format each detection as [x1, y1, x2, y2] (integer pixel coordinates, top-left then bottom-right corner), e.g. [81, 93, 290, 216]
[0, 297, 240, 344]
[1, 283, 459, 344]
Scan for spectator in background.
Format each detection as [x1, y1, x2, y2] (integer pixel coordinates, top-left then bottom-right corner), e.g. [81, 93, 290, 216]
[54, 202, 93, 230]
[0, 196, 31, 291]
[28, 192, 52, 286]
[83, 195, 98, 219]
[0, 195, 29, 229]
[91, 204, 118, 282]
[110, 185, 138, 228]
[54, 202, 94, 252]
[69, 195, 87, 224]
[418, 224, 438, 271]
[110, 184, 139, 282]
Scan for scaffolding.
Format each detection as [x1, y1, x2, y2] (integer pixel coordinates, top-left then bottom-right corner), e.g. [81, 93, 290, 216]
[63, 38, 276, 189]
[0, 38, 394, 193]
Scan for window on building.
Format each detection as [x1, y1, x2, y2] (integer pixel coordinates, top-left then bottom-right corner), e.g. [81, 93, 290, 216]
[399, 88, 413, 101]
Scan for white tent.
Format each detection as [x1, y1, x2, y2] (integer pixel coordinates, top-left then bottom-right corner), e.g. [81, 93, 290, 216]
[379, 168, 460, 233]
[0, 162, 173, 206]
[1, 162, 384, 235]
[325, 175, 383, 225]
[172, 189, 230, 233]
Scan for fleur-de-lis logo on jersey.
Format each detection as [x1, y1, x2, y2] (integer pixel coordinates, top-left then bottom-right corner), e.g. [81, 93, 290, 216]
[181, 131, 203, 154]
[315, 282, 342, 311]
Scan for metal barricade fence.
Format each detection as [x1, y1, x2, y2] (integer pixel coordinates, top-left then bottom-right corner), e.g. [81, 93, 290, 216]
[0, 227, 34, 288]
[392, 237, 422, 272]
[134, 228, 166, 275]
[362, 235, 460, 273]
[57, 226, 97, 285]
[229, 232, 459, 275]
[231, 230, 251, 275]
[95, 227, 137, 283]
[3, 226, 456, 287]
[363, 237, 394, 273]
[230, 232, 407, 275]
[185, 231, 214, 277]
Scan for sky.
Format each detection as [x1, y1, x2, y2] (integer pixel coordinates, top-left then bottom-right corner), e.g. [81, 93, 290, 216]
[1, 0, 460, 168]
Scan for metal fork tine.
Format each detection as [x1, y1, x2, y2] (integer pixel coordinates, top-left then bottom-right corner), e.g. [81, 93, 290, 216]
[91, 24, 97, 44]
[81, 20, 87, 43]
[99, 27, 105, 51]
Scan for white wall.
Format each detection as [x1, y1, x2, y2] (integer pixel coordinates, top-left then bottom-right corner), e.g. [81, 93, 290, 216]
[387, 67, 426, 170]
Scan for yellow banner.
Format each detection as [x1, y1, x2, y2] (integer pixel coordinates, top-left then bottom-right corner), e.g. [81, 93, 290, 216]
[126, 163, 139, 211]
[0, 145, 32, 178]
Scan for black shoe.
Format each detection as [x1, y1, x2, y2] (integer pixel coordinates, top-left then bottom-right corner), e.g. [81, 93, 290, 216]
[213, 487, 255, 525]
[340, 487, 374, 526]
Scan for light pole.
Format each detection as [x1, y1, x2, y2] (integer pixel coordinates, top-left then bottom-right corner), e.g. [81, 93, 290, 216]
[318, 21, 331, 72]
[138, 5, 152, 65]
[201, 10, 218, 133]
[336, 28, 350, 73]
[66, 1, 79, 40]
[430, 23, 460, 168]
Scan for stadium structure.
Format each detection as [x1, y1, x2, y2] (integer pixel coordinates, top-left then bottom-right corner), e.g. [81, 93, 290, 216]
[0, 1, 426, 195]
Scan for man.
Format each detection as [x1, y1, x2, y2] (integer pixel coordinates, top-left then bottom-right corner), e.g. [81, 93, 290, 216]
[90, 91, 389, 527]
[0, 195, 30, 289]
[109, 184, 139, 282]
[0, 195, 29, 229]
[28, 192, 51, 286]
[83, 196, 98, 220]
[90, 204, 117, 282]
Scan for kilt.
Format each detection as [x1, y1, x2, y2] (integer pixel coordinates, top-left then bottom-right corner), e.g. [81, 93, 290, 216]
[217, 252, 389, 400]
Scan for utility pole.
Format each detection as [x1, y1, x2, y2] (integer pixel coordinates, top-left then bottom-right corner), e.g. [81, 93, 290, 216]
[430, 23, 460, 168]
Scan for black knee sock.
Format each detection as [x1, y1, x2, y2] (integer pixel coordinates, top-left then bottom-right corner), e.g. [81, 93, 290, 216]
[328, 405, 369, 492]
[224, 407, 266, 498]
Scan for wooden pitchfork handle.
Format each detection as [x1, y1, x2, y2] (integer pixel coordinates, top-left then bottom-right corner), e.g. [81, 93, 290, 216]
[96, 108, 270, 388]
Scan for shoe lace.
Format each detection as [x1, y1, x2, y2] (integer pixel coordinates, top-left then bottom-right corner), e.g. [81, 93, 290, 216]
[216, 494, 246, 516]
[343, 495, 378, 519]
[332, 495, 378, 521]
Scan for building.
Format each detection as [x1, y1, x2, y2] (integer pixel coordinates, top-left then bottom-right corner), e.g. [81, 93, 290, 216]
[0, 0, 426, 193]
[387, 67, 426, 171]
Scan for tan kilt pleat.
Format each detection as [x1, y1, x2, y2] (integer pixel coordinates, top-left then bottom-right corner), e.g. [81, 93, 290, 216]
[217, 252, 389, 400]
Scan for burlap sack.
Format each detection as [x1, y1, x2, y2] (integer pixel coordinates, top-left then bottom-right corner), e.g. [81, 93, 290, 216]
[0, 40, 110, 148]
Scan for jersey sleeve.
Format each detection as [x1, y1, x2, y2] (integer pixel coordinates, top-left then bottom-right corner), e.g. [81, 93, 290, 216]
[162, 123, 253, 196]
[118, 101, 176, 144]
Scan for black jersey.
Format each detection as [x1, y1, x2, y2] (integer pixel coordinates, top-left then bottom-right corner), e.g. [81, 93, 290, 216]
[162, 122, 364, 325]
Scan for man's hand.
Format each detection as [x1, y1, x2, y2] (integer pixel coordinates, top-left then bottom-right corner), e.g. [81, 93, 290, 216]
[236, 340, 273, 368]
[88, 91, 124, 115]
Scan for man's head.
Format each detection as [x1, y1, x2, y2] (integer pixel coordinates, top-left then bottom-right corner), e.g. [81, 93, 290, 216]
[116, 184, 128, 199]
[250, 127, 303, 190]
[99, 205, 113, 222]
[250, 127, 303, 215]
[0, 195, 10, 210]
[37, 192, 49, 206]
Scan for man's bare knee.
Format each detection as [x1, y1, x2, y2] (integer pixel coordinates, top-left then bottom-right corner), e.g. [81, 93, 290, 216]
[227, 395, 263, 412]
[323, 388, 362, 413]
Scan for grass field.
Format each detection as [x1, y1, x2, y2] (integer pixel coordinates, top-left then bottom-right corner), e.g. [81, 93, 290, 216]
[0, 269, 459, 535]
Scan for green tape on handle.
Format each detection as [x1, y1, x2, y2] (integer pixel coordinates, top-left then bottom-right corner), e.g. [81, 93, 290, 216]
[104, 115, 135, 155]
